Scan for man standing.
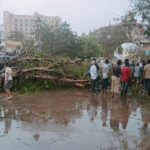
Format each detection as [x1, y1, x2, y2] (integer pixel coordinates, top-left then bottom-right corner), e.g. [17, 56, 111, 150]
[111, 60, 122, 98]
[90, 60, 98, 92]
[4, 62, 13, 99]
[134, 63, 142, 87]
[102, 59, 109, 96]
[121, 59, 131, 96]
[143, 60, 150, 95]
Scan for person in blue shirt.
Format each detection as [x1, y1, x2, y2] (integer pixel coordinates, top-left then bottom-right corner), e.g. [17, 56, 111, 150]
[134, 63, 142, 87]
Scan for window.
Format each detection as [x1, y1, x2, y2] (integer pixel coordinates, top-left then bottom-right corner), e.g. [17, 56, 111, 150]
[14, 19, 18, 23]
[30, 19, 35, 26]
[15, 28, 18, 31]
[25, 27, 28, 31]
[9, 16, 12, 22]
[20, 19, 23, 24]
[25, 19, 28, 23]
[30, 29, 34, 34]
[25, 32, 28, 35]
[30, 31, 33, 35]
[20, 28, 23, 32]
[30, 27, 35, 32]
[30, 19, 34, 23]
[14, 24, 18, 31]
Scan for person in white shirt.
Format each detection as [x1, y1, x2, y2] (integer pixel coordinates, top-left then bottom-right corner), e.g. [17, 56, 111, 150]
[90, 60, 98, 92]
[4, 62, 13, 99]
[102, 59, 110, 96]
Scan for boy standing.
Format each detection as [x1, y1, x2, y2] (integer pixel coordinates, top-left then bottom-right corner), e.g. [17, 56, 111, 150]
[4, 62, 13, 99]
[134, 63, 142, 87]
[102, 59, 109, 96]
[121, 59, 131, 96]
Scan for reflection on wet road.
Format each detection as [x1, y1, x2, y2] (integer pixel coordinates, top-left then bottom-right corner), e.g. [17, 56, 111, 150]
[0, 89, 150, 150]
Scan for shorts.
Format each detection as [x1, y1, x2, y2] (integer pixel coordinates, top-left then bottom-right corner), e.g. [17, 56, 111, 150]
[134, 77, 141, 83]
[111, 76, 120, 94]
[4, 80, 13, 89]
[102, 78, 109, 89]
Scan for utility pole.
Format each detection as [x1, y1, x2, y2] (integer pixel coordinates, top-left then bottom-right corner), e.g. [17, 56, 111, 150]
[0, 24, 2, 44]
[34, 16, 42, 51]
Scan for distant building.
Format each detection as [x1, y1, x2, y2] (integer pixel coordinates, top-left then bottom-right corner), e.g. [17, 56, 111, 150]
[6, 40, 22, 50]
[116, 12, 150, 58]
[140, 41, 150, 56]
[3, 11, 62, 39]
[114, 43, 137, 60]
[0, 25, 2, 43]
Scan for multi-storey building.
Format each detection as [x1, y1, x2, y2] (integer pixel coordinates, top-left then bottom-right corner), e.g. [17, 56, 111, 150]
[0, 24, 3, 42]
[3, 11, 62, 39]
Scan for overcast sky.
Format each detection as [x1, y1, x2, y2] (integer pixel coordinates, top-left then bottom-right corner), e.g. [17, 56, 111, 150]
[0, 0, 130, 34]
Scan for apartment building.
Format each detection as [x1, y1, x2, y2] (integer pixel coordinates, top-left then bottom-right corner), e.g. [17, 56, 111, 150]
[3, 11, 62, 39]
[0, 25, 3, 42]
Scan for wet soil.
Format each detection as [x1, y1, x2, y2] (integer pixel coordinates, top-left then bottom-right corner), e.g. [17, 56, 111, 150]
[0, 89, 150, 150]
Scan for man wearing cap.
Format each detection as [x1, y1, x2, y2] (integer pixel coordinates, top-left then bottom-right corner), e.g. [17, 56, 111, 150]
[89, 60, 98, 92]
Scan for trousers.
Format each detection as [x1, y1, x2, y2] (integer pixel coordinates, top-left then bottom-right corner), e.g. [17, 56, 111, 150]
[121, 82, 129, 96]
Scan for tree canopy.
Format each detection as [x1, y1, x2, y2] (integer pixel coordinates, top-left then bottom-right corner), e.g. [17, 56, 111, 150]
[37, 21, 103, 59]
[91, 25, 129, 57]
[130, 0, 150, 36]
[9, 21, 103, 59]
[131, 0, 150, 22]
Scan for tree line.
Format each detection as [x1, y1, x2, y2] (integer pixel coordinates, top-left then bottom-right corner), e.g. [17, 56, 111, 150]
[9, 0, 150, 60]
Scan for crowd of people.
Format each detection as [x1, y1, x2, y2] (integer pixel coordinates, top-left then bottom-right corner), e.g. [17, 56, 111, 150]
[89, 58, 150, 98]
[1, 58, 150, 100]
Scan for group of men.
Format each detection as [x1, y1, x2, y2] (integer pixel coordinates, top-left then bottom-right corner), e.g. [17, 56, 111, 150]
[89, 58, 150, 98]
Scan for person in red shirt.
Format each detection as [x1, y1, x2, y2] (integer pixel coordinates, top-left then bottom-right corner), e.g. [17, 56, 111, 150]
[121, 59, 131, 96]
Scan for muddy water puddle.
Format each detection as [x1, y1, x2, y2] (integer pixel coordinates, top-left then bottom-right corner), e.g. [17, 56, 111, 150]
[0, 89, 150, 150]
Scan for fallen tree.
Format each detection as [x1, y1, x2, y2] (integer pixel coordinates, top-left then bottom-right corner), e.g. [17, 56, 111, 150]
[9, 50, 89, 88]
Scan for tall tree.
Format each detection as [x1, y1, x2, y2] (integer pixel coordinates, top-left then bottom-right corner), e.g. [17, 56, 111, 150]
[38, 21, 103, 59]
[130, 0, 150, 36]
[8, 31, 34, 51]
[91, 25, 129, 57]
[77, 34, 103, 59]
[131, 0, 150, 22]
[39, 21, 78, 58]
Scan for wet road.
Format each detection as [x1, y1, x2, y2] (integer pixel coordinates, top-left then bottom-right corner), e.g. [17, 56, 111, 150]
[0, 89, 150, 150]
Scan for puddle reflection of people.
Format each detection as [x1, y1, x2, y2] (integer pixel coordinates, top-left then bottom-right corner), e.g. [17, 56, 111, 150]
[3, 104, 13, 134]
[101, 98, 108, 127]
[141, 101, 150, 129]
[119, 99, 129, 129]
[33, 133, 40, 141]
[139, 102, 150, 150]
[4, 119, 11, 134]
[110, 99, 119, 130]
[87, 93, 98, 123]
